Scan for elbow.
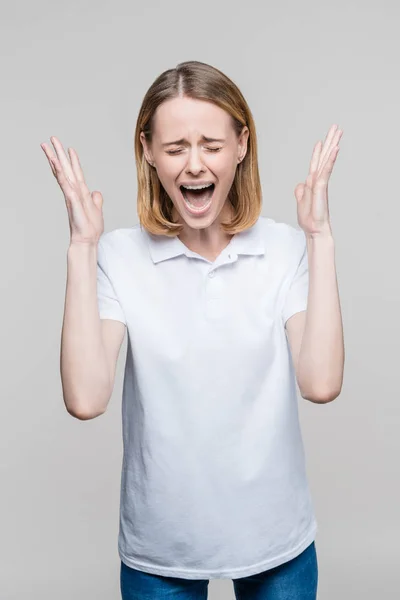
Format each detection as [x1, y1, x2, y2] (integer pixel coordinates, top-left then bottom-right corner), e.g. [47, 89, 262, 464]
[64, 397, 107, 420]
[300, 385, 342, 404]
[67, 407, 105, 420]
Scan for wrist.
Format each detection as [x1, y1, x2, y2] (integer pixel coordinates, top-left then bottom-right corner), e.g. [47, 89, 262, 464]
[306, 232, 336, 259]
[68, 240, 98, 251]
[305, 226, 334, 243]
[68, 241, 98, 262]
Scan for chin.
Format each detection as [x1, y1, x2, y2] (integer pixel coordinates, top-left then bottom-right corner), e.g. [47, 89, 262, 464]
[171, 191, 230, 228]
[177, 203, 223, 229]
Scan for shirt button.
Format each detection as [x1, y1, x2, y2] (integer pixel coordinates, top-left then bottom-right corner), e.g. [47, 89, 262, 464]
[209, 271, 215, 278]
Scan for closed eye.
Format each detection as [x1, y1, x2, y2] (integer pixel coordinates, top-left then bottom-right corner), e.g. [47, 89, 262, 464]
[166, 147, 222, 156]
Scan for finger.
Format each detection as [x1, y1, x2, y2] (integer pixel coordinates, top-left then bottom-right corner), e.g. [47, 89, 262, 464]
[319, 145, 340, 183]
[68, 146, 97, 215]
[300, 181, 313, 213]
[48, 155, 73, 192]
[294, 183, 305, 203]
[318, 124, 338, 168]
[318, 128, 343, 176]
[45, 151, 88, 225]
[41, 142, 73, 192]
[68, 147, 88, 186]
[50, 136, 76, 183]
[41, 143, 57, 176]
[309, 141, 322, 177]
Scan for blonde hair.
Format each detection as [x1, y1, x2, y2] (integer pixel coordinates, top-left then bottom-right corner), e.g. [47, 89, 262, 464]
[134, 61, 262, 236]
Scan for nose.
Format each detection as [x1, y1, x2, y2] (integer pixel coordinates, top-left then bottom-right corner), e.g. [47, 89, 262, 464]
[185, 148, 205, 176]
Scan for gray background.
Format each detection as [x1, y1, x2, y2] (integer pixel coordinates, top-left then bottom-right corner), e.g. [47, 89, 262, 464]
[1, 0, 399, 598]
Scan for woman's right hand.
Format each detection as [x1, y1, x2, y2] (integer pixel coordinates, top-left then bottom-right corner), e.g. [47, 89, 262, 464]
[41, 136, 104, 246]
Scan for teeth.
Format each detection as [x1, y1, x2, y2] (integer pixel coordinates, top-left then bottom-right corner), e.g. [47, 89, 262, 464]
[182, 183, 213, 190]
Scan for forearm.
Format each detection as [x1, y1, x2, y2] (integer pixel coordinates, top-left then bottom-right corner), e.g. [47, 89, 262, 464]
[61, 243, 111, 418]
[298, 234, 344, 401]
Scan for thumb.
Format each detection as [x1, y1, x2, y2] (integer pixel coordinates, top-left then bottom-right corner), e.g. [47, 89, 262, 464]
[294, 183, 305, 203]
[92, 191, 104, 210]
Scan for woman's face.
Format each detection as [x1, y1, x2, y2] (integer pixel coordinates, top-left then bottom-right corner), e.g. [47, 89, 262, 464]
[140, 96, 248, 231]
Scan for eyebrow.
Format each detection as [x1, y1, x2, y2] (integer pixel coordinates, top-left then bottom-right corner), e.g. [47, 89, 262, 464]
[161, 136, 225, 147]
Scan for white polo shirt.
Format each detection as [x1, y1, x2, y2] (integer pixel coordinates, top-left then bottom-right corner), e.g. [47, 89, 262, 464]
[96, 215, 317, 580]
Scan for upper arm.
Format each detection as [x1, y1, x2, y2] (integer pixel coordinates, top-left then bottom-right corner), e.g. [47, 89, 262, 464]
[281, 227, 308, 386]
[97, 237, 127, 398]
[101, 319, 126, 398]
[285, 310, 306, 384]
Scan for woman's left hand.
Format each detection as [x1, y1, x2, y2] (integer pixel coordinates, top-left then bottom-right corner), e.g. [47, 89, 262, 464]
[294, 124, 343, 238]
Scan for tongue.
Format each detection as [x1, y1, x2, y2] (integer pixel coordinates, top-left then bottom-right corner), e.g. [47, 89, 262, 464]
[184, 186, 213, 207]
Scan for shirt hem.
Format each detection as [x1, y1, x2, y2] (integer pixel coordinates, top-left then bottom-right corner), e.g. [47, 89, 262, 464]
[118, 520, 318, 580]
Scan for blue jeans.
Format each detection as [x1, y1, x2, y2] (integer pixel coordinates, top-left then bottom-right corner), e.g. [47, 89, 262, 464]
[120, 541, 318, 599]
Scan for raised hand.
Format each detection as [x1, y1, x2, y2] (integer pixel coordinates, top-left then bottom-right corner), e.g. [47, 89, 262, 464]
[294, 124, 343, 238]
[41, 137, 104, 246]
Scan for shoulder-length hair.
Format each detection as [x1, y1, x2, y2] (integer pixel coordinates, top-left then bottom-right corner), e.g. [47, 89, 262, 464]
[134, 60, 262, 236]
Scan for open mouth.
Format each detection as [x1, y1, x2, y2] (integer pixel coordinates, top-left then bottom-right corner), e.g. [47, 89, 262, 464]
[180, 183, 215, 213]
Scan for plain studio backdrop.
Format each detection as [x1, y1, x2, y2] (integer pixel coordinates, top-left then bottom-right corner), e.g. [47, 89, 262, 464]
[1, 0, 399, 598]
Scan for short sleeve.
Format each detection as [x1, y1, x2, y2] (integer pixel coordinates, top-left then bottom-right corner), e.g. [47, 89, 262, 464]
[281, 229, 309, 326]
[97, 239, 127, 325]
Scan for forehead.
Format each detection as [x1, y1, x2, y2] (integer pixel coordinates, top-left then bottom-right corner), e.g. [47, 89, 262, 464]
[152, 97, 233, 140]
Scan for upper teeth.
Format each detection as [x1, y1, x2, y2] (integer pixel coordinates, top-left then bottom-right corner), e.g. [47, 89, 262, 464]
[182, 183, 213, 190]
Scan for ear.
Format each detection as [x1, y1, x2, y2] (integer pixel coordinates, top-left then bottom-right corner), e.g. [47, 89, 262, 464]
[140, 131, 154, 166]
[237, 126, 249, 163]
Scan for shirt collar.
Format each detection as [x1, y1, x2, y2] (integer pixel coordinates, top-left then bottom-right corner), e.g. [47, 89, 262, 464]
[143, 217, 265, 264]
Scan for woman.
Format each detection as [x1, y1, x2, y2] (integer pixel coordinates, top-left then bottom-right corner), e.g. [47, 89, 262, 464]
[41, 60, 344, 600]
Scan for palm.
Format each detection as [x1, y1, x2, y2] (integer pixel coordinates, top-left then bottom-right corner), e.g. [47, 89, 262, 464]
[294, 124, 343, 237]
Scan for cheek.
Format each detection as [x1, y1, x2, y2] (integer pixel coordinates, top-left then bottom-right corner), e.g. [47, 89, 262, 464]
[216, 149, 237, 168]
[213, 155, 238, 182]
[156, 160, 180, 186]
